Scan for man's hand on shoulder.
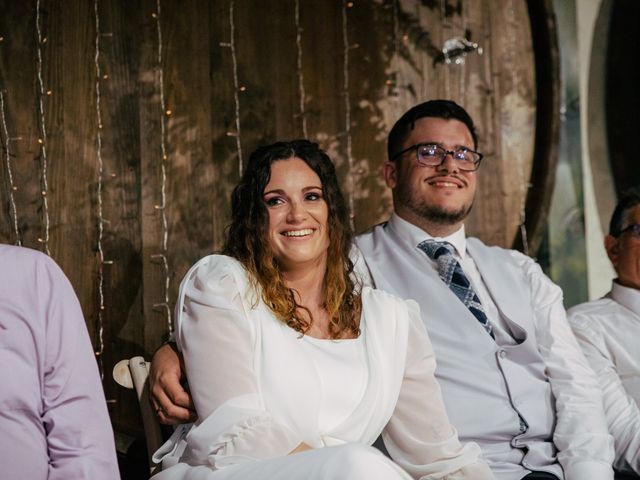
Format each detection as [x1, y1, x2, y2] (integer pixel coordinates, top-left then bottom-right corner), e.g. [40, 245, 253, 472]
[149, 343, 197, 424]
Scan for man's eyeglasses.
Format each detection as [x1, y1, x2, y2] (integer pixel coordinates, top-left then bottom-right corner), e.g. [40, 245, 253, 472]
[616, 224, 640, 238]
[392, 143, 483, 172]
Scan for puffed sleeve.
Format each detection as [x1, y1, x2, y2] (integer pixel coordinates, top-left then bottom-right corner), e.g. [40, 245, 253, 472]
[176, 255, 301, 467]
[382, 301, 494, 480]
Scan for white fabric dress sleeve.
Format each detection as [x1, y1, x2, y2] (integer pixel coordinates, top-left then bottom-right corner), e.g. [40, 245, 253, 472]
[382, 301, 494, 480]
[569, 311, 640, 473]
[177, 256, 301, 467]
[509, 251, 615, 480]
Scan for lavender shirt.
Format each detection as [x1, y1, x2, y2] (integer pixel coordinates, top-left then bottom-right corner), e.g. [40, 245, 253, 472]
[0, 245, 119, 479]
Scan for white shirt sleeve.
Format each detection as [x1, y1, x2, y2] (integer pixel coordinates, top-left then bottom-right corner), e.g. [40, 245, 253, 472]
[509, 251, 615, 480]
[382, 301, 495, 480]
[569, 310, 640, 473]
[177, 256, 301, 466]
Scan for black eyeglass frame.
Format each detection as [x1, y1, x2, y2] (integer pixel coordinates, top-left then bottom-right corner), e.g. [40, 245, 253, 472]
[391, 142, 484, 171]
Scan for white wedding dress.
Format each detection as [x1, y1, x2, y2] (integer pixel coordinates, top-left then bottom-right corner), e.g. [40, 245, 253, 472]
[152, 255, 492, 480]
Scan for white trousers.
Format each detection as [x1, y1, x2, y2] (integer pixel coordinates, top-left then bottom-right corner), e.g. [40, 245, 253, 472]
[153, 444, 412, 480]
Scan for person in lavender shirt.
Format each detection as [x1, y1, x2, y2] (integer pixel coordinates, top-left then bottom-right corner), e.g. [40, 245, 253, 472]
[0, 244, 119, 480]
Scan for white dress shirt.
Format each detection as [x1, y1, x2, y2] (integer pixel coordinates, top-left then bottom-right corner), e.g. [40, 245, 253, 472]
[568, 281, 640, 474]
[354, 213, 615, 480]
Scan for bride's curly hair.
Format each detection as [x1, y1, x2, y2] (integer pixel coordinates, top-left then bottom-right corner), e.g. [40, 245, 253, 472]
[223, 140, 361, 338]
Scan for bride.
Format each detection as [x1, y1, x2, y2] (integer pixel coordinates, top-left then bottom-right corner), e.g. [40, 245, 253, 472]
[152, 140, 493, 480]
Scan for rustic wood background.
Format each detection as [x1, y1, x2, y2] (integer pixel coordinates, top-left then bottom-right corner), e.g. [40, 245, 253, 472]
[0, 0, 557, 449]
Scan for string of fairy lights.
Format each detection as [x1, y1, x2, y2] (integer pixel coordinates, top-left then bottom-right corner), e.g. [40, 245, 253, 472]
[342, 0, 355, 224]
[93, 0, 108, 378]
[294, 0, 308, 138]
[220, 0, 244, 176]
[150, 0, 173, 334]
[35, 0, 51, 255]
[0, 90, 21, 245]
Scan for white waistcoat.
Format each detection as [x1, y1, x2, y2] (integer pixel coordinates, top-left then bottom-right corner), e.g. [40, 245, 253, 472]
[356, 223, 562, 479]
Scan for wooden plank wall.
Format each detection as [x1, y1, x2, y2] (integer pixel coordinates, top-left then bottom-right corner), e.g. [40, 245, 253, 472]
[0, 0, 549, 437]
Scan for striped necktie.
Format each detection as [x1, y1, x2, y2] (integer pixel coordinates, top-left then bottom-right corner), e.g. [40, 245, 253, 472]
[418, 240, 494, 339]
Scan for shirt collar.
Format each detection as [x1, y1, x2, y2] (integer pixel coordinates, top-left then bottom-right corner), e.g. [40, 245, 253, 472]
[611, 280, 640, 316]
[387, 212, 467, 258]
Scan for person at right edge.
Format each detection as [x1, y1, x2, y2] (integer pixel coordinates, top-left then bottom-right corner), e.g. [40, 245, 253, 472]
[569, 187, 640, 479]
[150, 100, 615, 480]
